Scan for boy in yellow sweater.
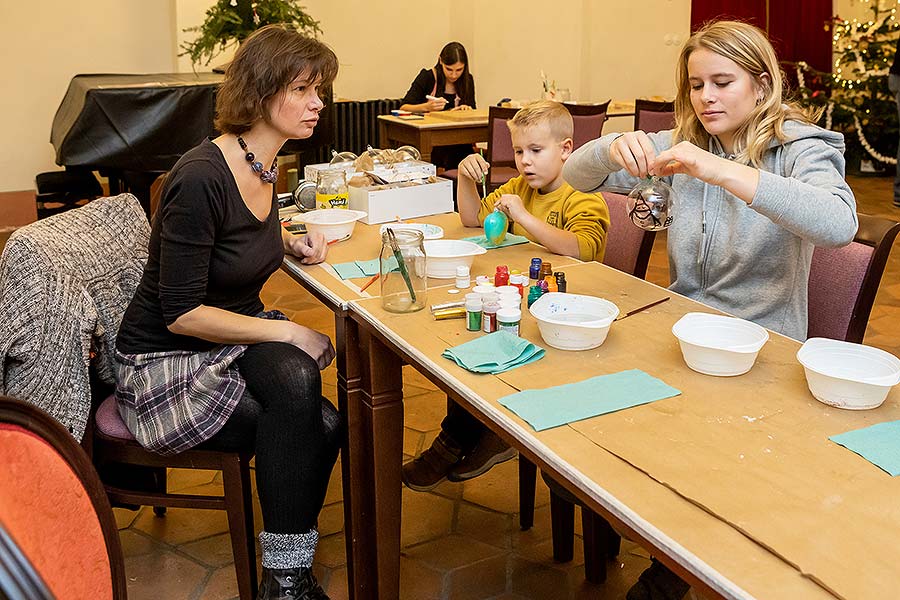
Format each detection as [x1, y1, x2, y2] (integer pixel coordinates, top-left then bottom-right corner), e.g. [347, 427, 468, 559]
[402, 101, 610, 491]
[459, 100, 609, 261]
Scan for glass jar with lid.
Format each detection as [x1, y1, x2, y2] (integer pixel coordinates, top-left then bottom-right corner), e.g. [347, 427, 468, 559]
[380, 229, 427, 313]
[316, 168, 349, 209]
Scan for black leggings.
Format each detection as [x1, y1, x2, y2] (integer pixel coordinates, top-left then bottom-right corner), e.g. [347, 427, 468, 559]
[199, 342, 343, 534]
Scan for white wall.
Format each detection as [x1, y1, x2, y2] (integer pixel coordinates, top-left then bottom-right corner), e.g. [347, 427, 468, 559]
[2, 0, 176, 192]
[9, 0, 847, 192]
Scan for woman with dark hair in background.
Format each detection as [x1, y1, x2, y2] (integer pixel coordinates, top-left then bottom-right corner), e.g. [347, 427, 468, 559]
[400, 41, 477, 169]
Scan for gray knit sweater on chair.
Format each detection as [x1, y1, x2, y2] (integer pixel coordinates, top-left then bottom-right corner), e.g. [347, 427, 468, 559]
[0, 194, 149, 440]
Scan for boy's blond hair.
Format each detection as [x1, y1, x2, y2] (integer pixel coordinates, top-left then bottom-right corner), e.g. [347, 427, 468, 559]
[507, 100, 573, 142]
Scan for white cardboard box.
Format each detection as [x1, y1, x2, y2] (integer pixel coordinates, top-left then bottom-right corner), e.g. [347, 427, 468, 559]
[349, 178, 454, 224]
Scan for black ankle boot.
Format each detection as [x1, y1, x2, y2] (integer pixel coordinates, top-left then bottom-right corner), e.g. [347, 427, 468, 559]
[256, 567, 329, 600]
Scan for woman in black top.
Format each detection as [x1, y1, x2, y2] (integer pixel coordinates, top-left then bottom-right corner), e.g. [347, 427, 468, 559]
[115, 25, 340, 600]
[400, 41, 476, 168]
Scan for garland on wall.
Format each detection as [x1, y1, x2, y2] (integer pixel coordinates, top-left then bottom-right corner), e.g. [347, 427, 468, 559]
[792, 0, 900, 167]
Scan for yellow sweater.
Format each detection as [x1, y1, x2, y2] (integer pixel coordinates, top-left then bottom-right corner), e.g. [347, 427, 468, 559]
[476, 176, 609, 262]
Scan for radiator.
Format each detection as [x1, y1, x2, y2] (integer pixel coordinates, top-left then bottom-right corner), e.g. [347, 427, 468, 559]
[310, 98, 403, 163]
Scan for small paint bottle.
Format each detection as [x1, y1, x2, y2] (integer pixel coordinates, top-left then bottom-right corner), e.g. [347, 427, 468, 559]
[497, 307, 521, 336]
[496, 285, 518, 297]
[539, 262, 553, 282]
[554, 271, 567, 293]
[475, 275, 492, 287]
[529, 258, 543, 284]
[482, 298, 500, 333]
[455, 265, 471, 289]
[494, 265, 510, 287]
[544, 275, 558, 293]
[509, 273, 526, 296]
[466, 297, 483, 331]
[539, 279, 550, 294]
[527, 285, 543, 308]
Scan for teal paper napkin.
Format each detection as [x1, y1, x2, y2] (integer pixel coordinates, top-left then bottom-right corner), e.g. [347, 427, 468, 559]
[442, 331, 545, 374]
[332, 261, 366, 279]
[462, 233, 529, 249]
[498, 369, 681, 431]
[331, 257, 397, 280]
[830, 420, 900, 476]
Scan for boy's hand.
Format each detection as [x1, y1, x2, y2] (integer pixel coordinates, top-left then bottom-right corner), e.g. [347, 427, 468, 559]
[494, 194, 526, 221]
[459, 153, 490, 182]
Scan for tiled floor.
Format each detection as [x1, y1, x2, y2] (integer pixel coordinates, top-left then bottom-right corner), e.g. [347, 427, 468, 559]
[104, 175, 900, 599]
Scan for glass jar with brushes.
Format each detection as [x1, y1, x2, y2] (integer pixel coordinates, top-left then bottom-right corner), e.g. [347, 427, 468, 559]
[380, 229, 427, 313]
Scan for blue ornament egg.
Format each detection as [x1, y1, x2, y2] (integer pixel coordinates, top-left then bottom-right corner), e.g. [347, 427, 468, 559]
[483, 209, 508, 246]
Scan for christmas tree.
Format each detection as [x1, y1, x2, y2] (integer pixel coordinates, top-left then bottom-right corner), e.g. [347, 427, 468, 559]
[793, 0, 900, 171]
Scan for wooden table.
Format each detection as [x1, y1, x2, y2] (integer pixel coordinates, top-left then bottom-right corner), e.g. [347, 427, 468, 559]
[377, 109, 489, 163]
[280, 213, 580, 598]
[285, 219, 900, 599]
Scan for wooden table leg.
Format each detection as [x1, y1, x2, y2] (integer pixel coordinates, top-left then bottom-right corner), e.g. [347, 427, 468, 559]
[336, 313, 364, 598]
[348, 321, 404, 599]
[419, 131, 433, 164]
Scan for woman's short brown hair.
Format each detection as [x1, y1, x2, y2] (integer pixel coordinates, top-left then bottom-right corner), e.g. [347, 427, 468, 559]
[215, 24, 338, 134]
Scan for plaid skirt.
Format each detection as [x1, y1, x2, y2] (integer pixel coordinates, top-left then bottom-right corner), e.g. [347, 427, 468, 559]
[114, 310, 286, 455]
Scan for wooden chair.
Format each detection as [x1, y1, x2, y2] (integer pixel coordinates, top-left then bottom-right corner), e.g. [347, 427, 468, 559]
[0, 197, 259, 600]
[86, 386, 259, 600]
[34, 167, 103, 220]
[808, 212, 900, 342]
[484, 105, 521, 193]
[633, 99, 675, 134]
[0, 395, 126, 600]
[565, 100, 611, 150]
[517, 192, 656, 583]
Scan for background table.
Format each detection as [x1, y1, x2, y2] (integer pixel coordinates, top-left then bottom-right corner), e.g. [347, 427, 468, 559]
[377, 109, 489, 163]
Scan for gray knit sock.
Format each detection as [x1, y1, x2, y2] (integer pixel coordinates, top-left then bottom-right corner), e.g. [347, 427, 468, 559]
[258, 530, 319, 569]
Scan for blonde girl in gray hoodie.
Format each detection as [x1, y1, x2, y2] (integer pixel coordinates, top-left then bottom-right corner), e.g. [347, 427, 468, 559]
[565, 20, 857, 344]
[564, 20, 858, 600]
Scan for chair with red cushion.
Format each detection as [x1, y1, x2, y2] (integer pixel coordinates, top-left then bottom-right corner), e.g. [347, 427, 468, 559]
[634, 99, 675, 134]
[808, 212, 900, 342]
[0, 395, 126, 600]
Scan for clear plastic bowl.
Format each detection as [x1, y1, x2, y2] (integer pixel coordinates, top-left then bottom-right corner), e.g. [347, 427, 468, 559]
[797, 338, 900, 410]
[529, 292, 619, 351]
[671, 312, 769, 376]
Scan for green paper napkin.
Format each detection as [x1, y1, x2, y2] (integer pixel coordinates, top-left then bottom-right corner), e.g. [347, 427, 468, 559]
[830, 420, 900, 476]
[332, 261, 367, 280]
[331, 257, 398, 280]
[498, 369, 681, 431]
[442, 331, 545, 374]
[462, 233, 530, 249]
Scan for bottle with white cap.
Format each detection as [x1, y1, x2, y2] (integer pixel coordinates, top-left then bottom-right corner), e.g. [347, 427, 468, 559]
[497, 307, 521, 335]
[455, 265, 471, 289]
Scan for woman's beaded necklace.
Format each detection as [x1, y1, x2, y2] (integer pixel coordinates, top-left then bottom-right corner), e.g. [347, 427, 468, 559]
[237, 136, 278, 184]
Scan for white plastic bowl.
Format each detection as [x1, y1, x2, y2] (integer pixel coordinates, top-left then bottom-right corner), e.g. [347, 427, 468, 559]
[797, 337, 900, 410]
[291, 209, 367, 242]
[671, 312, 769, 376]
[422, 239, 487, 279]
[529, 293, 619, 351]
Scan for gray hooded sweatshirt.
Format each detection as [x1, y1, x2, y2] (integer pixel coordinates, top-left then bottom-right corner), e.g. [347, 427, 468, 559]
[563, 121, 858, 341]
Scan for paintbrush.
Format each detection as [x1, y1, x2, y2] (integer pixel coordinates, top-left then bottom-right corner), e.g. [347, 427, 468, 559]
[386, 228, 417, 302]
[615, 296, 670, 321]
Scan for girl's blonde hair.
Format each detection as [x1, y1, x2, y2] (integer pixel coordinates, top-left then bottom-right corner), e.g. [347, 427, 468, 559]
[672, 20, 821, 166]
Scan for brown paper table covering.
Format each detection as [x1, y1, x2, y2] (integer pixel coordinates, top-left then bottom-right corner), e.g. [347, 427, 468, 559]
[349, 260, 898, 598]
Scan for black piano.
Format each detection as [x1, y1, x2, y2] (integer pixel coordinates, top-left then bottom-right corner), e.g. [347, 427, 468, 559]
[50, 73, 332, 214]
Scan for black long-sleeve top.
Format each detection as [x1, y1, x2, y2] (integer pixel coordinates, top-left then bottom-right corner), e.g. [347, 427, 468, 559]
[402, 68, 476, 109]
[117, 139, 284, 354]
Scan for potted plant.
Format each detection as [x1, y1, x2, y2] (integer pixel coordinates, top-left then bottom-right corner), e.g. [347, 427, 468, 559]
[180, 0, 323, 68]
